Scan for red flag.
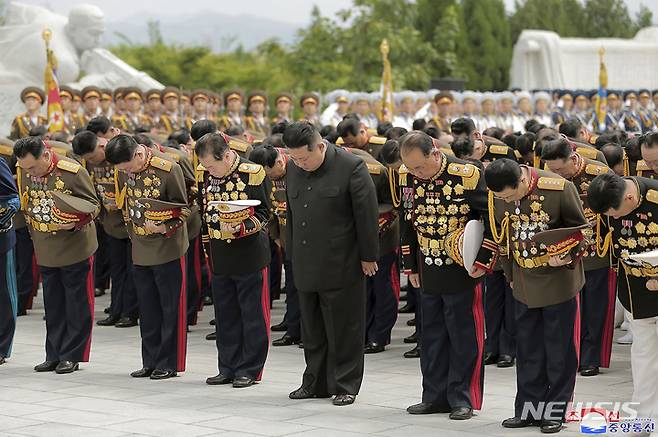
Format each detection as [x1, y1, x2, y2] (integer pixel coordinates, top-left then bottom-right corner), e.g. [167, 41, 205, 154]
[43, 29, 64, 133]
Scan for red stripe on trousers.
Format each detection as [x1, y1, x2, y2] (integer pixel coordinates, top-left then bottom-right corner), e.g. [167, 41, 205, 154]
[190, 237, 202, 324]
[27, 254, 39, 309]
[257, 267, 270, 382]
[600, 268, 616, 368]
[570, 294, 581, 404]
[390, 249, 400, 303]
[469, 283, 485, 410]
[82, 256, 95, 362]
[177, 256, 188, 372]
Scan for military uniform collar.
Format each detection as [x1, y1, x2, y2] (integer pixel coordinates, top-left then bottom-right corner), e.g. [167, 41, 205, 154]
[521, 165, 539, 198]
[136, 147, 154, 173]
[630, 176, 647, 209]
[307, 142, 335, 177]
[571, 153, 586, 179]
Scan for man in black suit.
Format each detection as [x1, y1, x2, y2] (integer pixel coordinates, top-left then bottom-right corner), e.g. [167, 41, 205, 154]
[283, 121, 379, 406]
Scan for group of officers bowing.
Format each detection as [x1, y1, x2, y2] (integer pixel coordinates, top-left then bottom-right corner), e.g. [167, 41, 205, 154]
[1, 98, 658, 433]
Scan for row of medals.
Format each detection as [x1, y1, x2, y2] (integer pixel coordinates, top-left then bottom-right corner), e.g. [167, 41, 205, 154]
[126, 174, 162, 221]
[619, 219, 658, 262]
[26, 176, 63, 224]
[203, 176, 248, 224]
[511, 202, 550, 258]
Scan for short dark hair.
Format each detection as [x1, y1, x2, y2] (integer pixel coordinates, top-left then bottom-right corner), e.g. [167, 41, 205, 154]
[319, 125, 336, 139]
[387, 126, 408, 140]
[587, 172, 627, 213]
[559, 117, 582, 138]
[412, 118, 427, 131]
[249, 143, 278, 168]
[451, 137, 475, 159]
[336, 118, 361, 138]
[541, 138, 572, 161]
[484, 158, 522, 192]
[132, 133, 155, 149]
[162, 139, 182, 150]
[225, 125, 245, 137]
[168, 129, 191, 145]
[270, 121, 289, 136]
[624, 136, 642, 161]
[50, 131, 70, 143]
[86, 116, 112, 135]
[600, 143, 624, 169]
[283, 122, 321, 150]
[196, 133, 230, 160]
[381, 139, 400, 165]
[502, 134, 518, 148]
[643, 132, 658, 149]
[105, 134, 138, 164]
[377, 122, 393, 136]
[515, 132, 536, 157]
[525, 119, 541, 133]
[483, 127, 504, 140]
[71, 130, 98, 156]
[596, 131, 624, 148]
[423, 125, 440, 139]
[190, 119, 217, 141]
[28, 126, 47, 138]
[399, 131, 434, 157]
[450, 117, 477, 138]
[14, 136, 45, 159]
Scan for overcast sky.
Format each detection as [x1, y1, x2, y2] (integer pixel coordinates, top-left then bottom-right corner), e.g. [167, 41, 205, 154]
[21, 0, 658, 24]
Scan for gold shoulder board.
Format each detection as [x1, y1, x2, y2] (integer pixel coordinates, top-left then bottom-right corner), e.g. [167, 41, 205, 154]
[537, 177, 565, 191]
[150, 157, 172, 172]
[447, 162, 480, 189]
[489, 145, 509, 155]
[576, 146, 597, 159]
[369, 136, 387, 145]
[56, 160, 80, 174]
[239, 163, 265, 186]
[514, 150, 522, 159]
[398, 164, 409, 185]
[636, 160, 651, 171]
[229, 139, 248, 153]
[367, 162, 381, 175]
[647, 189, 658, 204]
[589, 135, 598, 145]
[585, 163, 609, 176]
[336, 137, 345, 146]
[0, 145, 12, 157]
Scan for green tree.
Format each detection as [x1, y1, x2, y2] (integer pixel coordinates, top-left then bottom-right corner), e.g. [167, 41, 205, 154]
[433, 3, 466, 79]
[509, 0, 586, 43]
[634, 4, 654, 31]
[583, 0, 635, 38]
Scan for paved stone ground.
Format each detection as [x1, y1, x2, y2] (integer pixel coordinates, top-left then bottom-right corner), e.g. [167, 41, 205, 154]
[0, 291, 634, 437]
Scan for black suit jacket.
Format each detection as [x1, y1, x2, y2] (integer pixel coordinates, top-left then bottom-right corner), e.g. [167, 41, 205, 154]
[286, 144, 379, 292]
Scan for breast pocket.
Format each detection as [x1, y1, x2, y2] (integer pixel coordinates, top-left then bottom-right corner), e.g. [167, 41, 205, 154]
[319, 186, 340, 198]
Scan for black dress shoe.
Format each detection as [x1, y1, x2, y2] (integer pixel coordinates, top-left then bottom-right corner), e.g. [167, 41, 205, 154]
[580, 366, 599, 377]
[540, 420, 563, 433]
[0, 357, 5, 365]
[131, 367, 154, 378]
[364, 342, 385, 354]
[202, 296, 213, 306]
[406, 318, 416, 326]
[17, 309, 27, 316]
[55, 361, 79, 374]
[34, 360, 59, 372]
[398, 303, 414, 313]
[96, 315, 119, 326]
[333, 394, 356, 406]
[103, 306, 110, 314]
[94, 288, 105, 297]
[209, 319, 216, 325]
[497, 355, 515, 368]
[150, 369, 177, 380]
[289, 387, 331, 399]
[115, 317, 138, 328]
[206, 332, 216, 341]
[206, 373, 233, 385]
[403, 332, 418, 344]
[404, 345, 420, 358]
[298, 341, 304, 349]
[484, 352, 499, 365]
[502, 417, 539, 428]
[406, 402, 451, 414]
[272, 334, 301, 346]
[232, 376, 255, 388]
[271, 321, 288, 332]
[449, 407, 473, 420]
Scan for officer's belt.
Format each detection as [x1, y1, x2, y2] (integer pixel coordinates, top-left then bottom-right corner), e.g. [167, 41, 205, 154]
[513, 252, 551, 269]
[621, 261, 658, 278]
[26, 216, 60, 233]
[418, 235, 445, 250]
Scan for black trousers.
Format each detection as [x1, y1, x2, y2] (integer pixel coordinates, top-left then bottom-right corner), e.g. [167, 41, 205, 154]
[282, 259, 301, 339]
[298, 278, 366, 395]
[411, 284, 423, 346]
[0, 249, 17, 358]
[133, 258, 187, 372]
[212, 268, 270, 380]
[41, 257, 94, 362]
[186, 236, 203, 326]
[107, 236, 138, 320]
[15, 227, 38, 312]
[514, 296, 579, 420]
[484, 271, 516, 357]
[580, 267, 615, 368]
[94, 226, 111, 291]
[366, 251, 399, 345]
[420, 285, 485, 409]
[269, 240, 282, 304]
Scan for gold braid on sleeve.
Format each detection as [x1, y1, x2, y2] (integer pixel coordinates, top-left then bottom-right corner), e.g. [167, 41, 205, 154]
[488, 191, 509, 245]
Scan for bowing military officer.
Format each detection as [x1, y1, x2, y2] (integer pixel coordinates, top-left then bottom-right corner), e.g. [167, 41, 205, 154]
[249, 143, 302, 347]
[298, 93, 322, 129]
[157, 87, 184, 135]
[218, 90, 245, 132]
[196, 132, 272, 388]
[72, 129, 138, 328]
[112, 88, 153, 133]
[190, 120, 254, 160]
[542, 138, 615, 376]
[14, 137, 100, 374]
[336, 117, 387, 162]
[0, 158, 20, 365]
[10, 87, 47, 140]
[399, 131, 498, 420]
[283, 121, 379, 406]
[106, 134, 190, 380]
[244, 91, 270, 138]
[485, 158, 588, 433]
[587, 172, 658, 430]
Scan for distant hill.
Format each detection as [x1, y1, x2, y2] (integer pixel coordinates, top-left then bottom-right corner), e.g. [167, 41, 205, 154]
[103, 10, 302, 51]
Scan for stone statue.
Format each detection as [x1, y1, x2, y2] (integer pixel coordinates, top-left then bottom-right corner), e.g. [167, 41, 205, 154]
[0, 2, 163, 136]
